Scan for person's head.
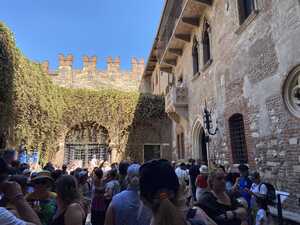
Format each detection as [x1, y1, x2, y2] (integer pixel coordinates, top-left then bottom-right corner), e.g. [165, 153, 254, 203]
[199, 165, 208, 176]
[107, 169, 118, 180]
[30, 170, 54, 193]
[126, 164, 140, 189]
[51, 169, 63, 182]
[140, 159, 185, 225]
[55, 175, 80, 206]
[189, 159, 195, 165]
[62, 164, 67, 171]
[94, 168, 103, 180]
[238, 164, 249, 177]
[119, 161, 130, 177]
[2, 149, 16, 164]
[208, 168, 226, 193]
[249, 171, 261, 184]
[77, 171, 88, 184]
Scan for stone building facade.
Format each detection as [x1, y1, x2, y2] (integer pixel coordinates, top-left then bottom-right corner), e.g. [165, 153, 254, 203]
[142, 0, 300, 219]
[42, 54, 144, 91]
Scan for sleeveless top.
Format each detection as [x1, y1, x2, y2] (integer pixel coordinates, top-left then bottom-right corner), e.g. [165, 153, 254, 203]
[51, 204, 85, 225]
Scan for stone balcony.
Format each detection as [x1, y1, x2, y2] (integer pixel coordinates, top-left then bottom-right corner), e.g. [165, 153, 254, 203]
[165, 85, 188, 123]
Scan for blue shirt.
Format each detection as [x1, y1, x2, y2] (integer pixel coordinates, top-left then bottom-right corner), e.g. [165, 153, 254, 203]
[238, 177, 252, 207]
[111, 188, 152, 225]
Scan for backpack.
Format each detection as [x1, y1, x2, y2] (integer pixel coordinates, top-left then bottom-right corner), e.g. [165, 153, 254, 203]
[259, 182, 276, 205]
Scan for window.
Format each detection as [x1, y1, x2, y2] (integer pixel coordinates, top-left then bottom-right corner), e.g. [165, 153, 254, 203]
[238, 0, 255, 24]
[202, 20, 211, 65]
[229, 114, 248, 164]
[192, 37, 200, 75]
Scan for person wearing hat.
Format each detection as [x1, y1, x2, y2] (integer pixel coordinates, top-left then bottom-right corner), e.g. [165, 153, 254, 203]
[105, 164, 152, 225]
[26, 170, 57, 225]
[195, 165, 209, 201]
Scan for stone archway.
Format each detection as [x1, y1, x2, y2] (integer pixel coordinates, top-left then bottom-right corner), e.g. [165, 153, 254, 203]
[62, 122, 110, 168]
[192, 118, 208, 164]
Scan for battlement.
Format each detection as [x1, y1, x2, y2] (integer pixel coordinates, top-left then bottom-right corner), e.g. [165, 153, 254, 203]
[42, 54, 144, 76]
[42, 54, 145, 91]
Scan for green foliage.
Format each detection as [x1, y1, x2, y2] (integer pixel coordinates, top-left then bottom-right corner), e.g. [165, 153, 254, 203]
[0, 22, 165, 161]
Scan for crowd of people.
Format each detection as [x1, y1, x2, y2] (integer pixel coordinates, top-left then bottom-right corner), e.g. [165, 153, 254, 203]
[0, 149, 275, 225]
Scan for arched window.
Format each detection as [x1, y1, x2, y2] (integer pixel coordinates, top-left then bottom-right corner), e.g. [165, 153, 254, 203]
[238, 0, 255, 24]
[202, 20, 211, 65]
[229, 113, 248, 164]
[192, 37, 199, 75]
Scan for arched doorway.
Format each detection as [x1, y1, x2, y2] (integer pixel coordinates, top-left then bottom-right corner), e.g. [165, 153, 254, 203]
[198, 128, 208, 165]
[192, 119, 208, 165]
[64, 122, 110, 168]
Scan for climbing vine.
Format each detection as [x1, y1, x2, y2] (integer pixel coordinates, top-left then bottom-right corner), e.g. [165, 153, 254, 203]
[0, 22, 166, 162]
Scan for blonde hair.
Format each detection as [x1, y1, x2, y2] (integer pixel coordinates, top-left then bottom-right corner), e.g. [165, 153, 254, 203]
[153, 190, 186, 225]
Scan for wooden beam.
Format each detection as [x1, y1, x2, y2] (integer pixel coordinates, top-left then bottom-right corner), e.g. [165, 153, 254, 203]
[160, 66, 173, 73]
[168, 48, 183, 56]
[193, 0, 212, 5]
[182, 17, 200, 27]
[175, 33, 191, 43]
[164, 59, 177, 67]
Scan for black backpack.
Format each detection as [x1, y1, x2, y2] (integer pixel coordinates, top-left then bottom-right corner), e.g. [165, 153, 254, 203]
[259, 182, 276, 205]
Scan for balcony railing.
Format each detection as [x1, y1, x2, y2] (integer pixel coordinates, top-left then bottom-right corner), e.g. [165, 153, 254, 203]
[165, 86, 188, 121]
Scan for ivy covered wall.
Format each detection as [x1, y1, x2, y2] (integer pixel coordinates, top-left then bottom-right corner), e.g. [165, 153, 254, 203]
[0, 22, 171, 163]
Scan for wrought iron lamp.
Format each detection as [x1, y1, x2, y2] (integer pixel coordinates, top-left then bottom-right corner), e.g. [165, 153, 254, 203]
[203, 100, 218, 136]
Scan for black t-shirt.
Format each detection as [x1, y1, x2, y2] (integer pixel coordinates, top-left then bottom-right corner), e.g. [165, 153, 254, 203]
[197, 191, 242, 225]
[189, 165, 200, 182]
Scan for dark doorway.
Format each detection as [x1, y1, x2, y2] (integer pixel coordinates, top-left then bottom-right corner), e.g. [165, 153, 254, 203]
[199, 128, 208, 165]
[144, 145, 161, 162]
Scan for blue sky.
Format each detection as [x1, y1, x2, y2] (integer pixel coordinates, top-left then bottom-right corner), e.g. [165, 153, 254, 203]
[1, 0, 164, 69]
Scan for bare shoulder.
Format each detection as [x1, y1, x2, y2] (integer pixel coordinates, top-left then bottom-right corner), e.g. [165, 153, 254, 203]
[67, 203, 82, 212]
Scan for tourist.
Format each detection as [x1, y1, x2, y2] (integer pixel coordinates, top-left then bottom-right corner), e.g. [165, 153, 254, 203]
[139, 159, 217, 225]
[197, 168, 247, 225]
[91, 168, 106, 225]
[51, 175, 86, 225]
[118, 160, 130, 191]
[233, 164, 252, 208]
[77, 170, 91, 198]
[195, 165, 209, 201]
[62, 165, 68, 175]
[188, 159, 200, 201]
[104, 169, 120, 205]
[246, 171, 268, 224]
[105, 163, 152, 225]
[0, 157, 42, 225]
[26, 170, 57, 225]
